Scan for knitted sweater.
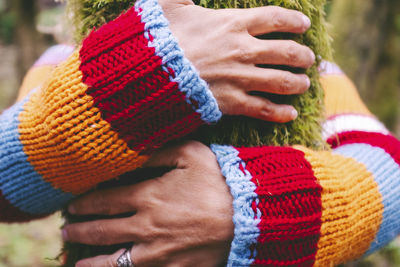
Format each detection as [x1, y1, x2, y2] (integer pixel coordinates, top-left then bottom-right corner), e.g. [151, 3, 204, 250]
[0, 1, 399, 266]
[0, 0, 221, 221]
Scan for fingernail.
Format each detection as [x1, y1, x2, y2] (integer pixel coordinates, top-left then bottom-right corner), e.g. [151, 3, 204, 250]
[68, 204, 76, 214]
[302, 15, 311, 29]
[306, 76, 311, 88]
[291, 109, 298, 120]
[62, 228, 69, 241]
[310, 51, 316, 63]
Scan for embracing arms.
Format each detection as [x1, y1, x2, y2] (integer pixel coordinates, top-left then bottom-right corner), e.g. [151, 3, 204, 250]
[65, 64, 400, 267]
[0, 0, 313, 221]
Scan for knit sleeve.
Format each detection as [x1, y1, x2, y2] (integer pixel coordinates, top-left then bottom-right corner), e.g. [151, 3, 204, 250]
[0, 0, 220, 222]
[212, 63, 400, 266]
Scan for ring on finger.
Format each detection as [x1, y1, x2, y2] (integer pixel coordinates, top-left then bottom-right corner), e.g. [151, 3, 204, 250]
[116, 249, 135, 267]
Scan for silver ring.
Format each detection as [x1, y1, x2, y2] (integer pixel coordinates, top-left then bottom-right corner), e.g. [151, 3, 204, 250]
[116, 249, 135, 267]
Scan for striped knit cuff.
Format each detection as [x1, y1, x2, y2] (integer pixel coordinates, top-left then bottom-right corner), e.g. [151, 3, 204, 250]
[211, 145, 322, 267]
[211, 145, 260, 267]
[79, 0, 221, 152]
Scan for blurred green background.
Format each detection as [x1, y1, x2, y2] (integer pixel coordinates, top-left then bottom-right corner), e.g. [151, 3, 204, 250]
[0, 0, 399, 266]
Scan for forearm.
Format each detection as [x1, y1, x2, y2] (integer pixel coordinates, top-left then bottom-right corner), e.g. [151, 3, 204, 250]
[213, 64, 400, 266]
[213, 131, 399, 266]
[0, 0, 220, 222]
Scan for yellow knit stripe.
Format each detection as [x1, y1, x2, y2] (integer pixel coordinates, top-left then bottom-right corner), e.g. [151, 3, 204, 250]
[320, 74, 371, 118]
[18, 50, 148, 195]
[17, 65, 55, 101]
[295, 146, 383, 267]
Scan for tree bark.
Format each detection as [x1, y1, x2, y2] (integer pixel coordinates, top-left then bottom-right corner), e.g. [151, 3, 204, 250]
[11, 0, 46, 99]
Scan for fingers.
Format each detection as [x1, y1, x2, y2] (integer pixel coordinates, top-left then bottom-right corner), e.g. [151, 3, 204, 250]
[240, 6, 311, 36]
[230, 68, 310, 95]
[244, 39, 315, 68]
[220, 90, 298, 123]
[63, 217, 143, 245]
[75, 246, 147, 267]
[75, 249, 125, 267]
[241, 95, 298, 123]
[68, 186, 137, 215]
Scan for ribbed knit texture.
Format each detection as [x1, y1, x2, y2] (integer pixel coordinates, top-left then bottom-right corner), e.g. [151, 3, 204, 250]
[213, 62, 400, 266]
[0, 0, 220, 220]
[237, 146, 322, 266]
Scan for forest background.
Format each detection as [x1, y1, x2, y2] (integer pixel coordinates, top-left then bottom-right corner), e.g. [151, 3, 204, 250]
[0, 0, 399, 266]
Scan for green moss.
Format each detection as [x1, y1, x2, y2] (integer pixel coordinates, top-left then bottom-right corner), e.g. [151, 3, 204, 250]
[67, 0, 134, 41]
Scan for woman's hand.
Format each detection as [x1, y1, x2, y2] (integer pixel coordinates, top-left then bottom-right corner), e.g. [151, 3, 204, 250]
[63, 141, 234, 267]
[160, 0, 315, 122]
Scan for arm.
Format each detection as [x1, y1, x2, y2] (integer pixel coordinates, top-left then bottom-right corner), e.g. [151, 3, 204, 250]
[64, 63, 400, 267]
[0, 0, 220, 222]
[0, 0, 313, 222]
[211, 62, 399, 266]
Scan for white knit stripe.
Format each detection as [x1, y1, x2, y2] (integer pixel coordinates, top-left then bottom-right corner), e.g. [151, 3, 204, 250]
[33, 44, 74, 67]
[211, 145, 260, 267]
[318, 61, 344, 76]
[322, 114, 389, 140]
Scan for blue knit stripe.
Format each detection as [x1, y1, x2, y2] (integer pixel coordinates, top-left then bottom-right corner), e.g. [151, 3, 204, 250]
[211, 145, 260, 267]
[135, 0, 221, 124]
[0, 95, 74, 214]
[334, 143, 400, 254]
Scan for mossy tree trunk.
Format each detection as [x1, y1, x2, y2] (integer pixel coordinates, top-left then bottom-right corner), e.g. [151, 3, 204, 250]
[11, 0, 45, 90]
[329, 0, 400, 135]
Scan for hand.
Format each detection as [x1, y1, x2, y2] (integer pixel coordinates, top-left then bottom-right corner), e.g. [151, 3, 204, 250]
[63, 141, 234, 267]
[159, 0, 315, 122]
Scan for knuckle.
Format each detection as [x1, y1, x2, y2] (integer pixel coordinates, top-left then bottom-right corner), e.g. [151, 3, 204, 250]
[93, 194, 112, 215]
[228, 16, 246, 32]
[232, 93, 247, 111]
[269, 7, 286, 29]
[141, 194, 157, 210]
[234, 45, 253, 62]
[90, 223, 107, 244]
[142, 228, 159, 241]
[260, 104, 273, 118]
[176, 145, 194, 161]
[279, 74, 293, 94]
[286, 42, 300, 64]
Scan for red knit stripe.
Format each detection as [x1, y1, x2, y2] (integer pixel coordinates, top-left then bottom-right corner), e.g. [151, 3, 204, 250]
[79, 7, 201, 153]
[327, 131, 400, 166]
[0, 190, 48, 222]
[236, 146, 322, 266]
